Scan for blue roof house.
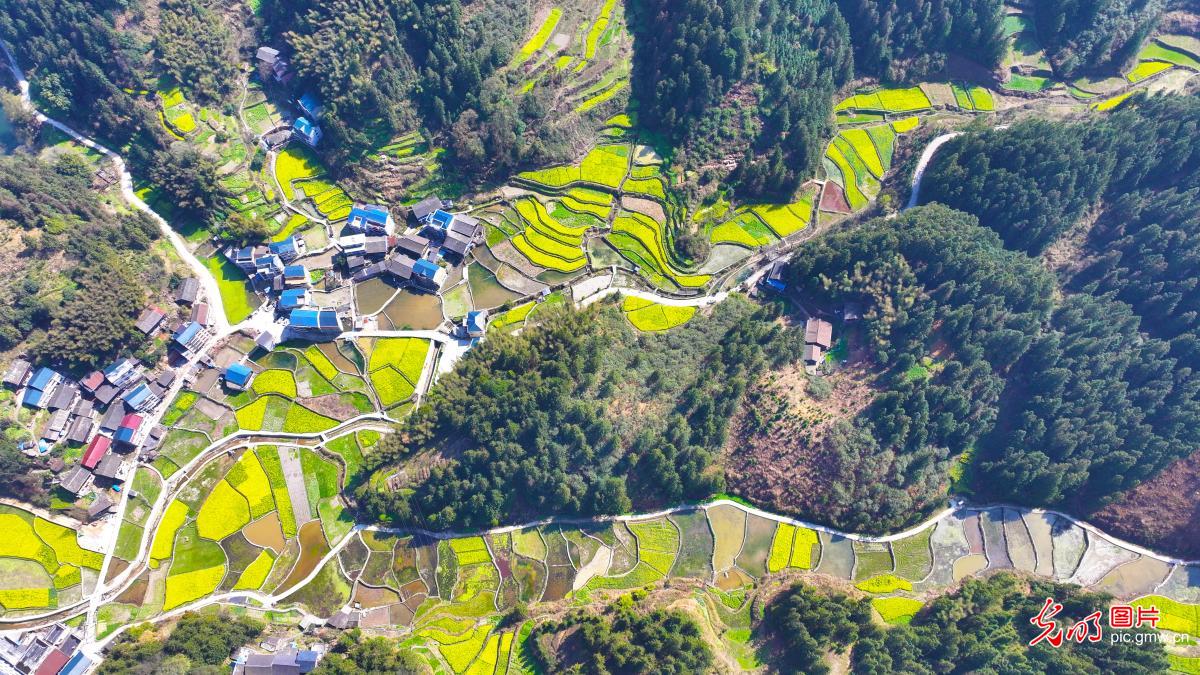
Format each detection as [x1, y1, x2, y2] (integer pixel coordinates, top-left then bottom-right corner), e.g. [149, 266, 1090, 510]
[173, 321, 206, 354]
[28, 367, 60, 392]
[289, 308, 344, 333]
[298, 92, 324, 119]
[21, 388, 44, 408]
[294, 116, 322, 147]
[428, 209, 455, 233]
[269, 235, 306, 262]
[412, 258, 448, 291]
[256, 254, 285, 275]
[283, 265, 311, 288]
[225, 363, 255, 391]
[346, 204, 395, 236]
[122, 383, 159, 412]
[464, 310, 487, 338]
[297, 649, 321, 673]
[279, 288, 310, 310]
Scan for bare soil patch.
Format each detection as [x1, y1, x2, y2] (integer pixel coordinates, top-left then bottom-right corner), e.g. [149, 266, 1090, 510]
[244, 512, 286, 553]
[820, 183, 851, 213]
[1089, 448, 1200, 559]
[304, 393, 359, 421]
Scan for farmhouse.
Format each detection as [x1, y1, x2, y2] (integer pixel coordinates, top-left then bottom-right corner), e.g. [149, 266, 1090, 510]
[191, 302, 210, 326]
[288, 308, 345, 334]
[81, 435, 111, 470]
[293, 117, 322, 147]
[762, 261, 787, 293]
[394, 234, 430, 259]
[86, 492, 115, 519]
[114, 414, 143, 446]
[803, 318, 834, 367]
[121, 382, 160, 413]
[269, 235, 306, 262]
[225, 363, 255, 391]
[176, 277, 200, 305]
[21, 367, 63, 409]
[57, 465, 90, 495]
[347, 204, 396, 236]
[66, 414, 94, 445]
[42, 409, 70, 443]
[408, 195, 443, 226]
[47, 383, 79, 412]
[463, 310, 487, 338]
[93, 454, 124, 484]
[79, 370, 104, 394]
[283, 265, 311, 288]
[104, 358, 143, 389]
[3, 358, 31, 388]
[412, 258, 447, 291]
[278, 288, 311, 311]
[172, 321, 208, 356]
[298, 92, 324, 120]
[99, 403, 126, 434]
[134, 307, 166, 335]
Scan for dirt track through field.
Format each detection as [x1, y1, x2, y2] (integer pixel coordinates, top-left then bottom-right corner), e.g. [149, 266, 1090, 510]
[278, 447, 313, 525]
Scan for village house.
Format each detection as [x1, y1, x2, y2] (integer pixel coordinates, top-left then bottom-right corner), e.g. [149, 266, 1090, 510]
[104, 358, 143, 389]
[297, 92, 324, 120]
[134, 307, 166, 335]
[114, 414, 143, 447]
[65, 413, 94, 446]
[87, 492, 115, 520]
[121, 382, 160, 413]
[463, 310, 487, 338]
[411, 258, 447, 292]
[46, 383, 79, 412]
[407, 195, 443, 226]
[21, 367, 62, 409]
[99, 402, 127, 434]
[81, 435, 111, 471]
[172, 321, 208, 357]
[3, 358, 31, 389]
[283, 265, 311, 288]
[176, 277, 200, 305]
[57, 465, 90, 496]
[255, 46, 291, 83]
[394, 234, 430, 259]
[288, 308, 346, 334]
[269, 235, 306, 263]
[191, 301, 210, 327]
[225, 363, 255, 391]
[762, 261, 787, 293]
[293, 117, 322, 147]
[278, 288, 311, 312]
[346, 204, 396, 236]
[803, 318, 833, 367]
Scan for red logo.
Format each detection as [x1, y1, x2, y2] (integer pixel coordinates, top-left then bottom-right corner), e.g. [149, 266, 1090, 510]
[1109, 604, 1159, 629]
[1029, 598, 1106, 646]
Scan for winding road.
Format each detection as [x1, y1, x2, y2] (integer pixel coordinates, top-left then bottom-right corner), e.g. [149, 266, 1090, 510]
[3, 36, 1198, 668]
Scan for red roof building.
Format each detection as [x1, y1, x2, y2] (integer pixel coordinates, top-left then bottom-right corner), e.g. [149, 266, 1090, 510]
[34, 649, 70, 675]
[80, 371, 104, 393]
[119, 413, 143, 431]
[81, 435, 111, 469]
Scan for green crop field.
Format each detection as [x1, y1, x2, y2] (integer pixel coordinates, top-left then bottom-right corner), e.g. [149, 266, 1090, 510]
[256, 447, 297, 538]
[449, 536, 493, 567]
[304, 345, 340, 380]
[33, 519, 103, 569]
[855, 573, 913, 594]
[275, 147, 323, 200]
[585, 0, 620, 60]
[872, 596, 923, 625]
[515, 8, 562, 64]
[196, 480, 251, 541]
[164, 564, 226, 611]
[628, 518, 679, 575]
[0, 588, 53, 610]
[622, 297, 696, 331]
[1132, 596, 1200, 637]
[281, 402, 339, 433]
[233, 549, 275, 591]
[1127, 60, 1173, 83]
[150, 500, 190, 563]
[253, 369, 297, 398]
[824, 143, 869, 210]
[1137, 41, 1200, 70]
[609, 213, 710, 289]
[834, 86, 931, 113]
[202, 255, 260, 324]
[227, 452, 276, 519]
[840, 129, 885, 178]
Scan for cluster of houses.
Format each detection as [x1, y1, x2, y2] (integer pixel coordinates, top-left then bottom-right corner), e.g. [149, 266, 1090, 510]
[232, 636, 325, 675]
[0, 621, 91, 675]
[2, 286, 215, 517]
[254, 46, 324, 148]
[345, 197, 482, 292]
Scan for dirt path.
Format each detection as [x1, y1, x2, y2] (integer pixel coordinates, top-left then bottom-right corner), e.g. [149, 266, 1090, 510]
[278, 446, 313, 525]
